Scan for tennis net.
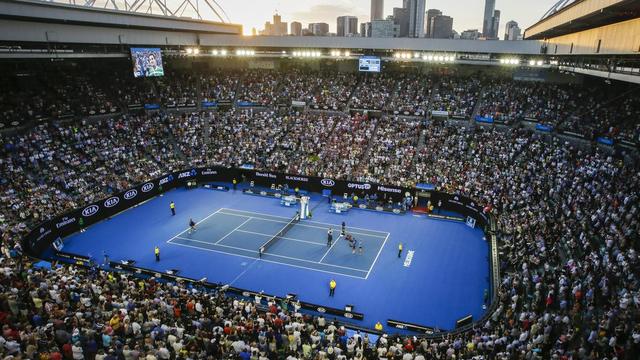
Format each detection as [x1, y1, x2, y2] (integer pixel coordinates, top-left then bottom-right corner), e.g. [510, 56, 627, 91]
[259, 213, 299, 257]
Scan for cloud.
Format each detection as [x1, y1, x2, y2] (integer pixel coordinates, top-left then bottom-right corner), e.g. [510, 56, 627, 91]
[292, 4, 360, 23]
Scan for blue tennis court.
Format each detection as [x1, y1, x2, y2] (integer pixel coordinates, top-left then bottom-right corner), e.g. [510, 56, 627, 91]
[167, 208, 388, 279]
[59, 185, 489, 332]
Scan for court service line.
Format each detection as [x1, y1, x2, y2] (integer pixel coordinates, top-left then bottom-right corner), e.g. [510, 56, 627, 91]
[218, 211, 387, 239]
[167, 238, 367, 280]
[174, 236, 368, 273]
[234, 229, 325, 247]
[318, 234, 342, 263]
[214, 218, 253, 244]
[365, 232, 390, 280]
[165, 208, 222, 243]
[220, 208, 389, 236]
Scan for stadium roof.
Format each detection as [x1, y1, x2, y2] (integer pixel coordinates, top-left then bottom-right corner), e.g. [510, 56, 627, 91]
[525, 0, 640, 39]
[0, 0, 242, 34]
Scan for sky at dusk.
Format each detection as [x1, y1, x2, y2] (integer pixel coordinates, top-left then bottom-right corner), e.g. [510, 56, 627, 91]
[216, 0, 560, 35]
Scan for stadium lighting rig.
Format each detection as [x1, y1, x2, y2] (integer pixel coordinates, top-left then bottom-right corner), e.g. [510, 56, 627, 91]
[500, 58, 521, 65]
[292, 51, 323, 58]
[235, 49, 256, 56]
[394, 52, 456, 63]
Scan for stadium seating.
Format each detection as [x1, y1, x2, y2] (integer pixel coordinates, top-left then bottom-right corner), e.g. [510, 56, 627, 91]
[0, 61, 639, 359]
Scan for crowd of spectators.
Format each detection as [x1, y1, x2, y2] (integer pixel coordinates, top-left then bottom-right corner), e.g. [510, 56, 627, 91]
[386, 75, 433, 117]
[1, 62, 639, 359]
[349, 74, 396, 111]
[428, 76, 480, 119]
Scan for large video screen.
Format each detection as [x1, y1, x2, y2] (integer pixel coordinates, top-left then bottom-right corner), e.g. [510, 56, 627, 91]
[359, 56, 381, 73]
[131, 48, 164, 78]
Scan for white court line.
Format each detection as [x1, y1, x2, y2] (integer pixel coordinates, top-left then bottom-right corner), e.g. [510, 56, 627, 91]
[214, 218, 253, 244]
[235, 229, 325, 247]
[167, 238, 367, 279]
[319, 234, 343, 263]
[221, 208, 389, 236]
[218, 210, 387, 239]
[173, 236, 368, 273]
[366, 232, 389, 280]
[229, 258, 260, 285]
[166, 208, 222, 243]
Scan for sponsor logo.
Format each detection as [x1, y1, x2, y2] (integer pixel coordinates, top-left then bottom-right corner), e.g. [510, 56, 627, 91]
[255, 172, 277, 179]
[317, 307, 326, 313]
[201, 168, 218, 176]
[35, 227, 52, 244]
[55, 217, 76, 229]
[347, 183, 371, 190]
[320, 179, 335, 187]
[395, 324, 407, 329]
[344, 312, 354, 319]
[242, 292, 250, 297]
[159, 175, 174, 186]
[124, 189, 138, 200]
[177, 169, 197, 179]
[82, 205, 99, 217]
[404, 250, 415, 268]
[285, 175, 309, 182]
[104, 196, 120, 208]
[377, 185, 402, 194]
[141, 183, 154, 193]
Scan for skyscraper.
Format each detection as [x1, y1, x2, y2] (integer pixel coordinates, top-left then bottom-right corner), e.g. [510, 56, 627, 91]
[337, 16, 359, 37]
[431, 15, 454, 39]
[371, 19, 398, 38]
[393, 6, 409, 37]
[482, 0, 496, 38]
[425, 9, 443, 38]
[308, 23, 329, 36]
[371, 0, 384, 22]
[290, 21, 302, 36]
[407, 0, 426, 38]
[492, 10, 501, 39]
[262, 13, 287, 36]
[504, 20, 521, 40]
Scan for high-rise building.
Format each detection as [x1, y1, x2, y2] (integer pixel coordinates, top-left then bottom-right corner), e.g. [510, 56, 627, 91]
[492, 10, 501, 39]
[262, 13, 287, 36]
[504, 20, 521, 40]
[425, 9, 443, 38]
[431, 15, 454, 39]
[460, 29, 481, 40]
[371, 0, 384, 21]
[290, 21, 302, 36]
[407, 0, 426, 38]
[393, 7, 409, 37]
[337, 16, 359, 37]
[482, 0, 496, 38]
[360, 22, 372, 37]
[371, 18, 398, 38]
[308, 23, 329, 36]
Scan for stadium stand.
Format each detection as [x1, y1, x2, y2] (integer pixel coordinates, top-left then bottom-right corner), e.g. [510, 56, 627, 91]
[0, 59, 639, 359]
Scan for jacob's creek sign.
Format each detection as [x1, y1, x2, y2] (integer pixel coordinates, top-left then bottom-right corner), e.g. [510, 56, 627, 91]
[285, 175, 309, 182]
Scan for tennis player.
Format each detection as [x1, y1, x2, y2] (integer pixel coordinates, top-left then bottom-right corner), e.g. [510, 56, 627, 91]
[188, 218, 196, 234]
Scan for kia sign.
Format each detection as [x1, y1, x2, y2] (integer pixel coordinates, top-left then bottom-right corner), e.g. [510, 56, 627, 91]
[320, 179, 336, 187]
[124, 189, 138, 200]
[141, 182, 154, 193]
[104, 196, 120, 208]
[82, 205, 99, 217]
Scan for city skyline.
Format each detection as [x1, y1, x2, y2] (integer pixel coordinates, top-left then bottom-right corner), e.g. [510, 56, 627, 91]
[218, 0, 560, 35]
